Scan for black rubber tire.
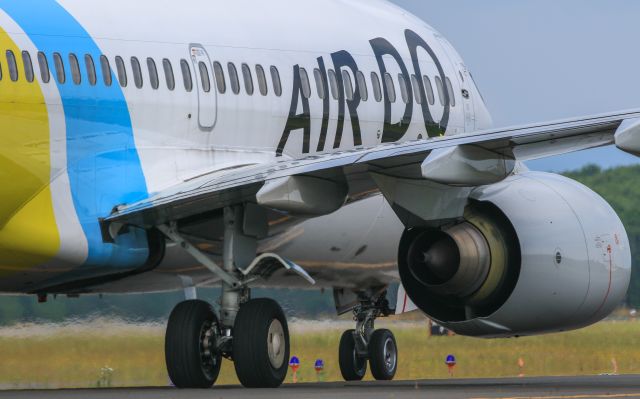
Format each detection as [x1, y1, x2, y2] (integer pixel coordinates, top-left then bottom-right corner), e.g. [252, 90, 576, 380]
[368, 329, 398, 381]
[165, 300, 222, 388]
[338, 329, 367, 381]
[233, 298, 290, 388]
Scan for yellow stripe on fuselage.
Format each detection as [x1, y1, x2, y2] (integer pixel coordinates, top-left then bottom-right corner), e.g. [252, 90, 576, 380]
[0, 26, 60, 272]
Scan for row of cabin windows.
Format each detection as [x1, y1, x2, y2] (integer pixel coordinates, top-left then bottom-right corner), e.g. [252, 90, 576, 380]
[2, 49, 456, 107]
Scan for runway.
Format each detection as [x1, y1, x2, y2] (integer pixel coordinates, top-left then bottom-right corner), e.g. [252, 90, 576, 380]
[2, 375, 640, 399]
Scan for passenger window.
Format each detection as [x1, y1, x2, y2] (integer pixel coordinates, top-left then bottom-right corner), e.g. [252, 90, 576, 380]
[411, 75, 422, 104]
[53, 52, 65, 84]
[115, 56, 127, 87]
[213, 61, 225, 94]
[356, 71, 368, 101]
[445, 77, 456, 107]
[435, 76, 445, 105]
[270, 66, 282, 97]
[37, 52, 50, 83]
[398, 74, 409, 104]
[6, 50, 18, 82]
[100, 55, 112, 87]
[313, 68, 325, 99]
[162, 59, 175, 91]
[198, 61, 211, 93]
[180, 59, 192, 92]
[371, 72, 382, 102]
[342, 70, 354, 101]
[22, 51, 34, 83]
[69, 54, 81, 85]
[241, 63, 253, 95]
[384, 73, 396, 103]
[131, 57, 143, 89]
[228, 63, 240, 94]
[255, 65, 268, 96]
[147, 58, 159, 90]
[299, 67, 311, 99]
[423, 76, 435, 105]
[328, 69, 338, 100]
[85, 54, 96, 86]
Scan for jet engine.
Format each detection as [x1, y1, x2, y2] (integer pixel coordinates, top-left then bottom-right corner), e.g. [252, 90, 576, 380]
[398, 172, 631, 337]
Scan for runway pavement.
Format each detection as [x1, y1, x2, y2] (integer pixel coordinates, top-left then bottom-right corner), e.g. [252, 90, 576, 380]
[2, 375, 640, 399]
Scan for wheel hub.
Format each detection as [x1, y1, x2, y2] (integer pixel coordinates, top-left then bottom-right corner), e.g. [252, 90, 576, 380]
[267, 319, 286, 369]
[199, 321, 220, 379]
[383, 337, 397, 372]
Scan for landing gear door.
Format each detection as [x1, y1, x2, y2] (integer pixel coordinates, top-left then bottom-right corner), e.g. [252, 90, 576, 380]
[189, 44, 217, 131]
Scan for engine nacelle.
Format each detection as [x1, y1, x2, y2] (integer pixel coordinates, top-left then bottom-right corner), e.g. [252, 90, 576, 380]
[399, 172, 631, 337]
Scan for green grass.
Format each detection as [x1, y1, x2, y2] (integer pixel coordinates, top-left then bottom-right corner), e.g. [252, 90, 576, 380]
[0, 319, 639, 389]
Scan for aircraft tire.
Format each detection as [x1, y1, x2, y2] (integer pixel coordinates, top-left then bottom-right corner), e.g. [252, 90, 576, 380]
[165, 300, 222, 388]
[338, 329, 367, 381]
[233, 298, 290, 388]
[368, 329, 398, 381]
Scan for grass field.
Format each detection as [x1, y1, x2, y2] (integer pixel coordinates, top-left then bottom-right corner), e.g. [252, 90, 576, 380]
[0, 317, 639, 389]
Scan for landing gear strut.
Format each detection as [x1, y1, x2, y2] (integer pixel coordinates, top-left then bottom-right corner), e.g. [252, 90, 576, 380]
[162, 206, 299, 389]
[338, 292, 398, 381]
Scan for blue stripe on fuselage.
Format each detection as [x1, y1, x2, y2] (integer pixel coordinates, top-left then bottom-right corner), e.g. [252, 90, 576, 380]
[0, 1, 150, 270]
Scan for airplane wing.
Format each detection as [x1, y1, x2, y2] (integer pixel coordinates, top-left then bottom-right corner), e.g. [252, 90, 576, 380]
[104, 109, 640, 230]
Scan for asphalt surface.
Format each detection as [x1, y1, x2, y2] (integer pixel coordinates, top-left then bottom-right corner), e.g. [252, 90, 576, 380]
[2, 375, 640, 399]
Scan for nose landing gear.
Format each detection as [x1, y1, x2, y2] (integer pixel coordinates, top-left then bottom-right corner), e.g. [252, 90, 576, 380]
[338, 292, 398, 381]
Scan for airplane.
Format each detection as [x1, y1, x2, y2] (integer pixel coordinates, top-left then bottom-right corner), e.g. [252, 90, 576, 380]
[0, 0, 637, 389]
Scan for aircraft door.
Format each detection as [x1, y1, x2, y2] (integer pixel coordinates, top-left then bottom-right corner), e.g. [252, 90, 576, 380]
[189, 44, 217, 130]
[459, 66, 476, 132]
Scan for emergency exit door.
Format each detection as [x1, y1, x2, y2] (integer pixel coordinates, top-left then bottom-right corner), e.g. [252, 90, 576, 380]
[189, 44, 217, 130]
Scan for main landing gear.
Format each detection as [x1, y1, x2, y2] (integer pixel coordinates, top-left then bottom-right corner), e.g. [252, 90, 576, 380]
[339, 292, 398, 381]
[161, 206, 310, 389]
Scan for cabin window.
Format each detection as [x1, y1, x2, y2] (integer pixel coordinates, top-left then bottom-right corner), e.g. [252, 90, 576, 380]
[356, 71, 368, 101]
[115, 56, 127, 87]
[328, 69, 338, 100]
[180, 59, 192, 92]
[69, 54, 81, 85]
[147, 58, 159, 90]
[53, 52, 65, 84]
[299, 67, 311, 99]
[131, 57, 143, 89]
[241, 63, 254, 95]
[371, 72, 382, 102]
[213, 61, 225, 94]
[37, 52, 50, 83]
[228, 63, 240, 94]
[435, 76, 445, 105]
[100, 55, 112, 87]
[423, 76, 435, 105]
[384, 73, 396, 103]
[163, 59, 175, 91]
[411, 75, 422, 104]
[342, 70, 354, 101]
[313, 68, 325, 99]
[398, 74, 409, 104]
[22, 51, 34, 83]
[6, 50, 18, 82]
[199, 61, 211, 93]
[255, 64, 268, 96]
[85, 54, 96, 86]
[270, 66, 282, 97]
[445, 77, 456, 107]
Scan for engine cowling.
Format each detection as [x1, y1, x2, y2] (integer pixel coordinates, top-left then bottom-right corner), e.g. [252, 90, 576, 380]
[399, 171, 631, 337]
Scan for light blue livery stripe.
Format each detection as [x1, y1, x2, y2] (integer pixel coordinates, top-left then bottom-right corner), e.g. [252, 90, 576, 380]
[0, 0, 150, 269]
